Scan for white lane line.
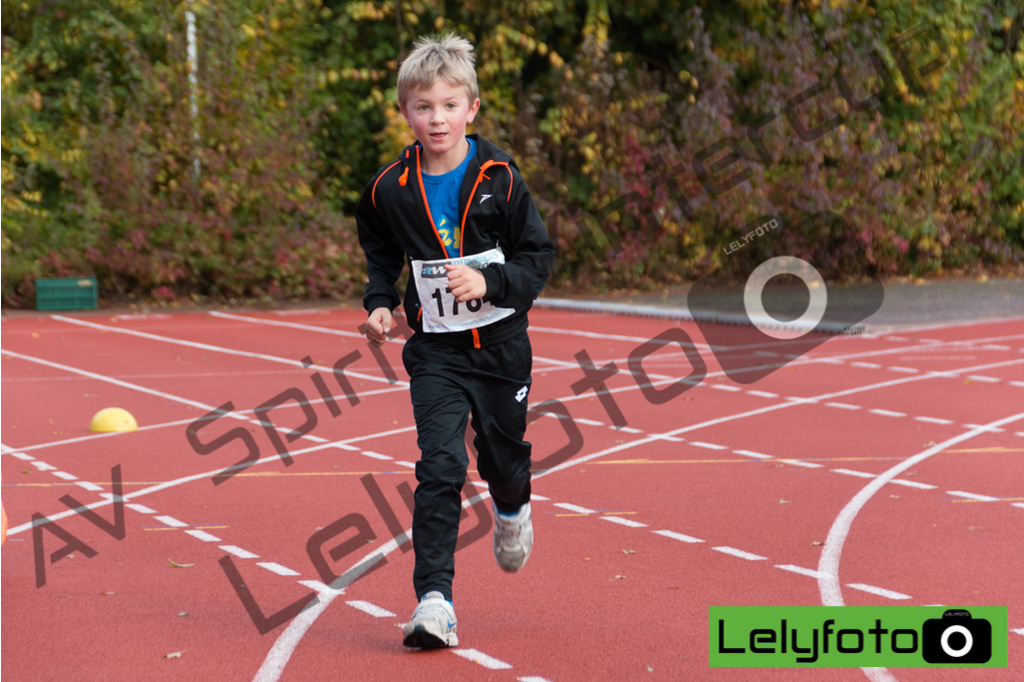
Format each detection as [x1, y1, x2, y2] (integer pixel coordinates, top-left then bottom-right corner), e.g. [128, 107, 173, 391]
[735, 450, 772, 459]
[690, 441, 728, 450]
[868, 409, 905, 417]
[208, 311, 369, 340]
[747, 390, 778, 398]
[8, 452, 34, 460]
[946, 491, 1000, 502]
[7, 426, 419, 536]
[915, 416, 955, 424]
[220, 545, 260, 559]
[818, 412, 1024, 614]
[776, 564, 823, 579]
[553, 503, 595, 514]
[966, 375, 1000, 383]
[650, 433, 685, 442]
[395, 461, 417, 469]
[518, 677, 555, 682]
[345, 600, 396, 618]
[826, 402, 861, 410]
[304, 435, 328, 443]
[710, 384, 742, 392]
[617, 426, 643, 434]
[52, 315, 406, 387]
[185, 530, 222, 542]
[846, 583, 911, 600]
[155, 515, 188, 528]
[963, 423, 1004, 433]
[574, 418, 605, 426]
[601, 516, 648, 528]
[852, 362, 881, 369]
[782, 459, 823, 469]
[75, 481, 104, 491]
[333, 443, 361, 451]
[3, 416, 200, 454]
[530, 494, 550, 501]
[2, 348, 248, 420]
[452, 648, 513, 670]
[653, 530, 703, 543]
[126, 503, 156, 514]
[888, 479, 937, 490]
[887, 366, 918, 373]
[833, 469, 876, 479]
[31, 461, 56, 471]
[258, 562, 301, 577]
[712, 546, 766, 561]
[1012, 503, 1024, 509]
[1010, 381, 1024, 388]
[360, 451, 392, 460]
[52, 471, 78, 480]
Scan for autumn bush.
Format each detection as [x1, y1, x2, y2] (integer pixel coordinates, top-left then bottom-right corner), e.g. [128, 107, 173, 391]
[3, 1, 1022, 307]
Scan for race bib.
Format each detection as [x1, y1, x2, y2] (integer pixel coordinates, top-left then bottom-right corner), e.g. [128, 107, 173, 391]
[412, 247, 516, 333]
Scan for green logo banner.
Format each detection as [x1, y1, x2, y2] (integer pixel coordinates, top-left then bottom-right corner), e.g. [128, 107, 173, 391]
[710, 606, 1008, 667]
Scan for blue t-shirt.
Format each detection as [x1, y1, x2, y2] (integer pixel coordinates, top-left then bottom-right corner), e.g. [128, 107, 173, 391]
[421, 137, 476, 259]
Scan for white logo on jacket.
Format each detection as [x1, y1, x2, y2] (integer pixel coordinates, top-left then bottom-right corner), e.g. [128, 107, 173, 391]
[479, 194, 492, 204]
[515, 386, 529, 403]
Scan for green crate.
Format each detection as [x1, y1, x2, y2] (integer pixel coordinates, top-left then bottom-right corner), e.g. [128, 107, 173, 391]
[35, 277, 98, 311]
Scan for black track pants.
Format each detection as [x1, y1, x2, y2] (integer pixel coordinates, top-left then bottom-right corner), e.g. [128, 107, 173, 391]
[402, 331, 534, 602]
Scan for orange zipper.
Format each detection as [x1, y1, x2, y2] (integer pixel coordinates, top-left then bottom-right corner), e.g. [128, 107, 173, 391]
[415, 145, 451, 256]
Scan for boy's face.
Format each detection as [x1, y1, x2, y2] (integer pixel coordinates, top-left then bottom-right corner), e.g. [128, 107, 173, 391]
[400, 79, 480, 159]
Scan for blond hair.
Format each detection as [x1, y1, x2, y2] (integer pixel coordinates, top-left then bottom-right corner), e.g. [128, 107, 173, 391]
[397, 33, 479, 109]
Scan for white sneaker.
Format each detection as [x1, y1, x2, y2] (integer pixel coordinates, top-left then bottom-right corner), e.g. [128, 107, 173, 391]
[493, 501, 533, 572]
[402, 591, 458, 648]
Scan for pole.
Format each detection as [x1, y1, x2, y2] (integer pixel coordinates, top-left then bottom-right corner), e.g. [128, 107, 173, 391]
[186, 2, 200, 178]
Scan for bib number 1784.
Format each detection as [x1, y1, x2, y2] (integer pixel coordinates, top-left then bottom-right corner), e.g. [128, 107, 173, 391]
[431, 287, 482, 317]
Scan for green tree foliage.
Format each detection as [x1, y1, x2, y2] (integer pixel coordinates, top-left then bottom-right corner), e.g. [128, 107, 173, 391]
[3, 0, 1022, 305]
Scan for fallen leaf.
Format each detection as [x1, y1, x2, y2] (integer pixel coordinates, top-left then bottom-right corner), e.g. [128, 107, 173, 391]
[100, 590, 117, 596]
[612, 575, 626, 580]
[647, 665, 654, 672]
[168, 559, 195, 568]
[890, 494, 900, 499]
[177, 612, 189, 617]
[31, 333, 40, 338]
[811, 541, 823, 546]
[622, 549, 637, 554]
[779, 499, 791, 504]
[164, 652, 182, 659]
[22, 469, 31, 474]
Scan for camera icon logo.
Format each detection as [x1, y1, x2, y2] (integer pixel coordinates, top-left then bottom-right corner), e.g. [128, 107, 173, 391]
[687, 212, 884, 383]
[922, 609, 992, 664]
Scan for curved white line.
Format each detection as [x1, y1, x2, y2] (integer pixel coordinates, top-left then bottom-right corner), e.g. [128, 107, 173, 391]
[817, 410, 1024, 682]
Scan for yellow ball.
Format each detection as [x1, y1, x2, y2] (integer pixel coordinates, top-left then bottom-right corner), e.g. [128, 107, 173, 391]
[90, 407, 138, 433]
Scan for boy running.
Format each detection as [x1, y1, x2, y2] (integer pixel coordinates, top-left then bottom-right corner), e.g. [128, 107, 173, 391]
[355, 33, 555, 649]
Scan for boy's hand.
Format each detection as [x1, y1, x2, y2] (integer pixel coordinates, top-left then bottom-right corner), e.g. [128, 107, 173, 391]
[445, 264, 487, 303]
[366, 307, 394, 346]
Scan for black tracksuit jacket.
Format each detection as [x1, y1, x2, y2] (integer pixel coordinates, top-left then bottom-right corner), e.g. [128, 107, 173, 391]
[355, 134, 555, 346]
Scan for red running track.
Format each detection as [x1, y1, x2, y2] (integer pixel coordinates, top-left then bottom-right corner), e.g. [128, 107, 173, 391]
[2, 308, 1022, 681]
